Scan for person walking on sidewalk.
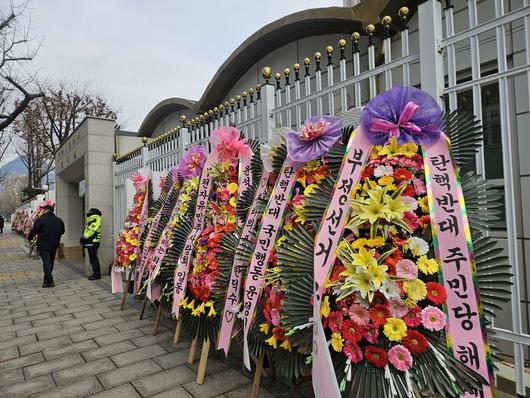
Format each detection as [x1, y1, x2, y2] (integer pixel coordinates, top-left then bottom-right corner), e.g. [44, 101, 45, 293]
[81, 208, 102, 280]
[27, 205, 65, 288]
[0, 215, 4, 234]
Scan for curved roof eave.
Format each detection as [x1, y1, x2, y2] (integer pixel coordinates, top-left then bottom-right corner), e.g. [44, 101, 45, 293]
[138, 97, 197, 137]
[197, 1, 396, 110]
[138, 0, 413, 137]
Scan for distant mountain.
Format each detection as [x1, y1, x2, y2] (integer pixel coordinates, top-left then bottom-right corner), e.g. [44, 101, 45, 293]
[0, 157, 27, 178]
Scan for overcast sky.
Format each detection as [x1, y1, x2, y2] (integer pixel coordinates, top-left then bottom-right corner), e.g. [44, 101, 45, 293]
[28, 0, 342, 132]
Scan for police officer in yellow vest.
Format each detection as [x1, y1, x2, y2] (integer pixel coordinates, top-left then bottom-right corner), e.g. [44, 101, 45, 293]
[81, 208, 102, 280]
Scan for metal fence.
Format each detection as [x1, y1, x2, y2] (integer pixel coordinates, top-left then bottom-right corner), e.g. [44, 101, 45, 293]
[113, 1, 530, 394]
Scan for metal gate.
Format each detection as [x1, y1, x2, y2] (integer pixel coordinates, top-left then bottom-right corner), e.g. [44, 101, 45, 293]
[113, 1, 530, 394]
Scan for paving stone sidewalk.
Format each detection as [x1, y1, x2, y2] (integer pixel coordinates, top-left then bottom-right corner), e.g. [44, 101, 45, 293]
[0, 229, 301, 398]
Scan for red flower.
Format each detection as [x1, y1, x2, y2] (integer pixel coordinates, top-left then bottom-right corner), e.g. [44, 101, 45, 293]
[393, 168, 413, 181]
[403, 306, 422, 327]
[364, 346, 388, 368]
[402, 184, 416, 197]
[371, 292, 387, 306]
[341, 320, 363, 343]
[419, 215, 431, 228]
[272, 326, 287, 341]
[370, 304, 389, 326]
[403, 211, 419, 230]
[328, 311, 343, 333]
[362, 166, 374, 179]
[385, 249, 403, 268]
[402, 330, 428, 354]
[344, 341, 363, 363]
[330, 263, 346, 283]
[426, 282, 447, 305]
[224, 222, 236, 233]
[362, 324, 380, 344]
[291, 194, 305, 206]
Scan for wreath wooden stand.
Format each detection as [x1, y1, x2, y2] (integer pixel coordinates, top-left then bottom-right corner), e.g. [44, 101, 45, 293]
[120, 267, 134, 310]
[250, 351, 275, 398]
[173, 319, 182, 344]
[139, 296, 148, 320]
[152, 302, 163, 335]
[185, 337, 210, 385]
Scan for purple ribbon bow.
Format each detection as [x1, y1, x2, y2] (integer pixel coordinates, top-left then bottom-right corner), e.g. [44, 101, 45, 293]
[360, 86, 442, 146]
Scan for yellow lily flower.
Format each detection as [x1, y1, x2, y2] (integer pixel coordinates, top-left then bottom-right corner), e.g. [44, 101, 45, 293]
[265, 335, 278, 349]
[320, 295, 331, 318]
[352, 246, 377, 269]
[260, 323, 270, 334]
[303, 160, 321, 172]
[207, 305, 216, 317]
[180, 297, 188, 307]
[280, 339, 292, 352]
[185, 298, 195, 310]
[366, 263, 388, 289]
[304, 184, 318, 196]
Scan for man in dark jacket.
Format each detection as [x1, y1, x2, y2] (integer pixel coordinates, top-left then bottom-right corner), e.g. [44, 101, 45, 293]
[0, 215, 4, 234]
[80, 208, 102, 280]
[28, 205, 65, 288]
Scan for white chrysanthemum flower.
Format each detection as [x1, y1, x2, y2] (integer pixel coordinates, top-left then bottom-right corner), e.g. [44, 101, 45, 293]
[401, 196, 418, 211]
[261, 127, 289, 172]
[379, 279, 401, 299]
[407, 237, 429, 256]
[374, 165, 394, 177]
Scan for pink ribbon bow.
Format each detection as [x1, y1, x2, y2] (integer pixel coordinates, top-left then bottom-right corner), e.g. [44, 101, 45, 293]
[371, 101, 422, 140]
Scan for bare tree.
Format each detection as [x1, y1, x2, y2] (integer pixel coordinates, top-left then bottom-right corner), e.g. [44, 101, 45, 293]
[35, 81, 118, 155]
[12, 100, 52, 187]
[13, 80, 118, 187]
[0, 1, 43, 135]
[0, 128, 10, 182]
[0, 174, 25, 215]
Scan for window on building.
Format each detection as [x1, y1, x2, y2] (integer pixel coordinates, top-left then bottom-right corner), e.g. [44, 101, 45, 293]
[445, 82, 506, 230]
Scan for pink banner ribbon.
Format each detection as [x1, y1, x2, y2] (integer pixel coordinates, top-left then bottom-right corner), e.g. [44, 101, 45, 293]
[218, 170, 270, 356]
[237, 156, 253, 227]
[136, 210, 163, 292]
[142, 182, 182, 296]
[134, 168, 150, 294]
[424, 134, 493, 398]
[171, 152, 218, 317]
[111, 268, 123, 293]
[312, 130, 371, 397]
[242, 159, 300, 369]
[144, 190, 181, 289]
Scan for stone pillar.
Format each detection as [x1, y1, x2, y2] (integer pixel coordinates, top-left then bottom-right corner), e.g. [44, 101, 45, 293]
[84, 117, 115, 275]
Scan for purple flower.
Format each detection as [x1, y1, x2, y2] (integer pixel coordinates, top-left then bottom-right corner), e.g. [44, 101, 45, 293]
[360, 86, 442, 146]
[178, 144, 206, 180]
[285, 116, 342, 163]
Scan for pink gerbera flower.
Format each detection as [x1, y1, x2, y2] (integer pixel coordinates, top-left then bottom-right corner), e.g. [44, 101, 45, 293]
[348, 304, 370, 326]
[388, 345, 413, 371]
[413, 178, 426, 194]
[403, 306, 422, 327]
[421, 306, 446, 331]
[218, 188, 231, 201]
[388, 298, 408, 318]
[395, 259, 418, 280]
[210, 126, 252, 163]
[344, 341, 363, 363]
[328, 311, 343, 333]
[403, 211, 419, 230]
[271, 308, 280, 326]
[362, 323, 379, 344]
